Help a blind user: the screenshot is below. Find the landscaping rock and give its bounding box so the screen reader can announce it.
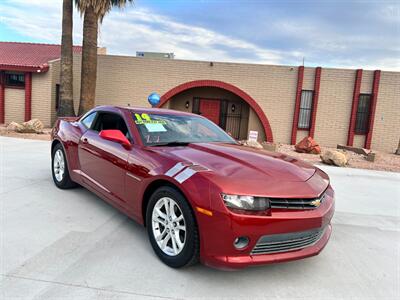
[366,152,376,162]
[295,136,321,154]
[7,121,24,132]
[21,119,44,133]
[337,144,370,156]
[321,150,348,167]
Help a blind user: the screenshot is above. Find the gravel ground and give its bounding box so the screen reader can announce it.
[1,125,399,172]
[278,143,400,173]
[0,125,51,141]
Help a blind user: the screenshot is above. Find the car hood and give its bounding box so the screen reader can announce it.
[150,143,328,198]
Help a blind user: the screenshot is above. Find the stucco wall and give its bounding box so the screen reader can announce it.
[303,67,316,91]
[89,54,298,144]
[31,68,53,127]
[248,108,266,141]
[371,71,400,152]
[91,55,399,151]
[360,70,374,94]
[12,53,397,152]
[314,68,355,147]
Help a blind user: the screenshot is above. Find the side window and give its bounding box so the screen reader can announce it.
[81,112,97,129]
[355,94,371,134]
[5,72,25,87]
[92,112,131,139]
[298,90,313,129]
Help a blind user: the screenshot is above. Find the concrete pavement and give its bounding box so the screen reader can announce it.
[1,136,399,299]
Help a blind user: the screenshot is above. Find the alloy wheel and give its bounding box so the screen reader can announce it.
[152,197,187,256]
[53,149,65,182]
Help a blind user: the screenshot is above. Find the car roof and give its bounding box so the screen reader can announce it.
[98,105,198,117]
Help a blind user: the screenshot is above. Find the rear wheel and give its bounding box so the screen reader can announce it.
[51,143,76,189]
[146,186,199,268]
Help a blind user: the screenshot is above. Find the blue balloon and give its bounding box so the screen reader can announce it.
[148,92,161,107]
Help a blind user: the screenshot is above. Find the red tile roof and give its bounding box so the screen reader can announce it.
[0,42,82,72]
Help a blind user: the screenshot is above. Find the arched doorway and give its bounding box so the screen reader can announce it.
[157,80,273,142]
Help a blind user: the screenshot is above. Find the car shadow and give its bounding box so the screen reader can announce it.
[65,184,324,275]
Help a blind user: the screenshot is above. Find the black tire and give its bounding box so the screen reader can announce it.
[146,186,199,268]
[51,143,77,189]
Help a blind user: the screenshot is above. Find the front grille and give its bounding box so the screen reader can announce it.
[251,227,325,255]
[269,193,326,210]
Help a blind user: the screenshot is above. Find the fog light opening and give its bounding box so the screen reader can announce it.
[233,236,249,250]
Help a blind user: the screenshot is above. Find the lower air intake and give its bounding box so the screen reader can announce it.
[251,227,325,255]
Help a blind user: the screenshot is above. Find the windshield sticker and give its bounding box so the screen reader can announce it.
[134,113,166,125]
[145,123,167,132]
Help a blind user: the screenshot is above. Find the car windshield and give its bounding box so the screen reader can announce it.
[133,112,236,146]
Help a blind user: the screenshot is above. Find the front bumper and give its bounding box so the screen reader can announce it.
[203,224,332,269]
[196,185,335,269]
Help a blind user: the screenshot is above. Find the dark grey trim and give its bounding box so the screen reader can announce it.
[251,226,326,255]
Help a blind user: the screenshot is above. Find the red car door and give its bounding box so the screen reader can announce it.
[78,112,130,204]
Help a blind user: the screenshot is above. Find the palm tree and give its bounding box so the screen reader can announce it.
[58,0,75,117]
[76,0,133,115]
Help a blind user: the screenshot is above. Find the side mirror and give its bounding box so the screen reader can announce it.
[99,130,132,148]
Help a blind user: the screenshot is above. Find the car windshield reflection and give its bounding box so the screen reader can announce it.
[133,113,236,146]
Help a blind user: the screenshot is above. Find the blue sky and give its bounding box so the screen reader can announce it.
[0,0,399,70]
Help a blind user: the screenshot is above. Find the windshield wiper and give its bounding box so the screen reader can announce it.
[151,141,191,147]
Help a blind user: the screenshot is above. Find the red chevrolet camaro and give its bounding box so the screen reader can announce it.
[51,105,334,269]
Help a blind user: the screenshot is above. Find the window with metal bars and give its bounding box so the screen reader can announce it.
[298,90,313,129]
[355,94,371,134]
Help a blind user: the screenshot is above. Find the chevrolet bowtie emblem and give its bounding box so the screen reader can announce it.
[310,199,321,207]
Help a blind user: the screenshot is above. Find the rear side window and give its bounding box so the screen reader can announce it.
[81,112,97,129]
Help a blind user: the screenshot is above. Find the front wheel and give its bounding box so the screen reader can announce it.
[51,143,76,189]
[146,186,199,268]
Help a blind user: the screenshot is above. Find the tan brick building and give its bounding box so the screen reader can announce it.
[0,42,399,152]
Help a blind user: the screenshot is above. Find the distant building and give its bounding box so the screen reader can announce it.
[0,42,399,152]
[136,51,175,59]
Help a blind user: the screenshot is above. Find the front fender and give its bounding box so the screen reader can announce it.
[136,172,212,224]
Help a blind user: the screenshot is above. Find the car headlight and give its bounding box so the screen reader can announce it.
[221,194,270,211]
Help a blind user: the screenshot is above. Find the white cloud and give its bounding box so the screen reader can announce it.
[0,0,83,43]
[0,0,301,65]
[100,8,303,64]
[329,57,400,72]
[0,0,398,71]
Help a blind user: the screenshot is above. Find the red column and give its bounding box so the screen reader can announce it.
[24,72,32,122]
[291,66,304,145]
[0,72,4,124]
[365,70,381,149]
[309,67,322,138]
[347,69,363,146]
